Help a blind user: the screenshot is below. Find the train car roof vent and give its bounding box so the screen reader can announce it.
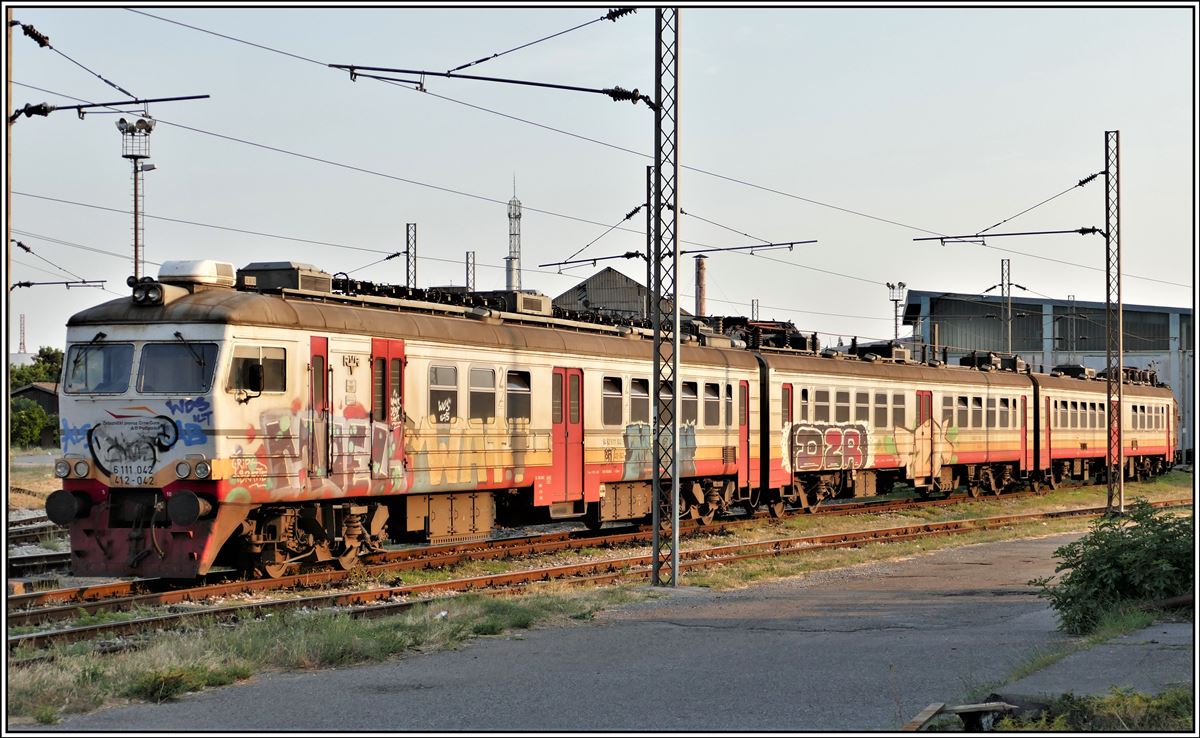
[237,261,332,294]
[1052,364,1096,380]
[158,260,236,289]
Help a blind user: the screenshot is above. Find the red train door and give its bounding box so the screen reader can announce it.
[738,380,750,489]
[1045,397,1054,468]
[551,368,584,503]
[309,337,329,477]
[1021,395,1029,470]
[370,338,406,482]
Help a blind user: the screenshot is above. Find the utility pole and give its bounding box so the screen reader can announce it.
[1104,130,1124,514]
[465,251,475,293]
[887,282,906,341]
[751,298,759,321]
[406,223,417,290]
[1001,258,1012,355]
[650,7,680,587]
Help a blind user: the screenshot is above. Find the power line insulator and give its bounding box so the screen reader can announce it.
[20,23,50,47]
[606,8,637,21]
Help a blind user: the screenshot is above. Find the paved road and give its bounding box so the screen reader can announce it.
[33,534,1092,732]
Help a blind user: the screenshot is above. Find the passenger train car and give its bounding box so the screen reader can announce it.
[46,260,1177,579]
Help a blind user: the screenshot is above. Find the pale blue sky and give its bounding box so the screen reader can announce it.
[6,4,1196,355]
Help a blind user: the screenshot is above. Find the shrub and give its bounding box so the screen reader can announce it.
[1030,499,1193,634]
[10,397,50,448]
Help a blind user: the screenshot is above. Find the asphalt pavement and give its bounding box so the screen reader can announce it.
[16,532,1195,732]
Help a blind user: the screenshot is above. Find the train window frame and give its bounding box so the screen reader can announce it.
[1058,400,1068,428]
[65,342,136,395]
[139,341,220,394]
[799,388,809,423]
[835,390,850,423]
[727,384,735,427]
[552,373,563,424]
[631,378,650,424]
[781,384,792,426]
[469,367,497,424]
[814,389,831,423]
[680,381,698,425]
[429,365,458,424]
[998,397,1010,428]
[875,392,889,429]
[227,345,286,394]
[893,393,907,429]
[855,391,870,423]
[957,396,969,428]
[942,395,954,425]
[506,370,532,424]
[706,383,722,427]
[986,397,996,428]
[602,376,623,427]
[372,357,387,422]
[968,396,981,428]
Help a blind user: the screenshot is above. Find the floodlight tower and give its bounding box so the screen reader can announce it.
[887,281,907,341]
[117,116,156,280]
[506,178,522,292]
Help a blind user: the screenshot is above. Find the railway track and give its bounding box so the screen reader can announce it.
[6,521,65,547]
[9,496,1191,652]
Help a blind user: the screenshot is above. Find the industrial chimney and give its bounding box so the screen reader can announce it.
[694,254,707,317]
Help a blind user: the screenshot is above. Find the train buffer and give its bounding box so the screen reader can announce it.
[903,700,1019,731]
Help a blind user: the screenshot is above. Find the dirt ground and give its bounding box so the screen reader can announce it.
[8,452,57,509]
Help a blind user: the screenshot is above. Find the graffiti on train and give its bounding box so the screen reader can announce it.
[787,423,869,471]
[86,415,179,476]
[621,421,698,479]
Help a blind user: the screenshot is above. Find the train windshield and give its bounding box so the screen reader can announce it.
[137,343,219,393]
[64,343,135,394]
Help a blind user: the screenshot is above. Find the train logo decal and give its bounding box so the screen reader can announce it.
[787,423,869,471]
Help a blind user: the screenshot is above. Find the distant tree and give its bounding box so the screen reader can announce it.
[10,397,51,448]
[10,345,64,389]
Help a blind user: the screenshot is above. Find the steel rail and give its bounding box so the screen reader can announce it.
[9,498,1190,652]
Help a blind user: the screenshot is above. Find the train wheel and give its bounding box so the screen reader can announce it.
[695,503,717,526]
[335,545,360,571]
[742,488,762,518]
[984,468,1001,496]
[768,499,786,518]
[583,503,604,531]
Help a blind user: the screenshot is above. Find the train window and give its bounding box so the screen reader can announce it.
[1059,400,1068,428]
[65,343,135,394]
[782,385,792,426]
[986,398,996,428]
[226,345,285,393]
[855,392,870,423]
[429,365,458,424]
[893,393,907,429]
[800,388,809,422]
[957,396,969,428]
[469,368,496,422]
[1073,401,1081,428]
[727,384,734,427]
[681,382,698,424]
[373,359,387,422]
[631,379,650,423]
[390,359,403,424]
[706,383,722,425]
[1086,402,1094,429]
[835,391,850,423]
[814,389,830,423]
[998,398,1009,427]
[140,342,219,394]
[507,371,532,423]
[568,373,581,424]
[552,373,563,424]
[874,392,888,428]
[603,377,623,426]
[312,355,326,409]
[942,396,954,425]
[968,396,980,428]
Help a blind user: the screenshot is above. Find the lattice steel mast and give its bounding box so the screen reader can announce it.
[1104,130,1124,513]
[650,8,680,587]
[406,223,417,289]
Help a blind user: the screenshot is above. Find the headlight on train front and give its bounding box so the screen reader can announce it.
[73,460,90,477]
[194,461,211,479]
[54,460,71,478]
[133,284,148,303]
[175,461,192,479]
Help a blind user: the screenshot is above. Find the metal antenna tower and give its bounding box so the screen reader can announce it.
[1001,258,1012,354]
[466,251,476,292]
[506,179,522,291]
[650,7,680,587]
[1104,130,1124,513]
[19,313,26,354]
[406,223,417,289]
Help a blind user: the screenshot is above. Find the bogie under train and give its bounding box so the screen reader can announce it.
[47,260,1178,579]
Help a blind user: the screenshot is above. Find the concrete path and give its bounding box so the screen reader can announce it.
[20,533,1194,732]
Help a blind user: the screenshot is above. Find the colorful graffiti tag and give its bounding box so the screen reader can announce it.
[787,423,869,472]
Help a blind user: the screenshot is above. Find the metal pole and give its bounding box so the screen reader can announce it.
[1104,131,1124,513]
[751,298,759,321]
[694,254,706,317]
[645,165,652,320]
[406,223,417,290]
[132,158,141,279]
[466,251,475,292]
[1002,258,1011,355]
[650,7,680,587]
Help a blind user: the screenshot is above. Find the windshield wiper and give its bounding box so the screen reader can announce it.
[72,331,108,369]
[173,331,206,367]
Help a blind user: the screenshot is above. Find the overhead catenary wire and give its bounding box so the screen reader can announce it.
[117,7,1194,295]
[10,238,87,281]
[977,171,1103,236]
[446,8,636,74]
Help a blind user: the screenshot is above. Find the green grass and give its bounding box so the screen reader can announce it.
[994,687,1194,731]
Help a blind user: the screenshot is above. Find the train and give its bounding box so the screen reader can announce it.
[45,259,1178,579]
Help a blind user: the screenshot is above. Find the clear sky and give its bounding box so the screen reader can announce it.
[5,3,1196,356]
